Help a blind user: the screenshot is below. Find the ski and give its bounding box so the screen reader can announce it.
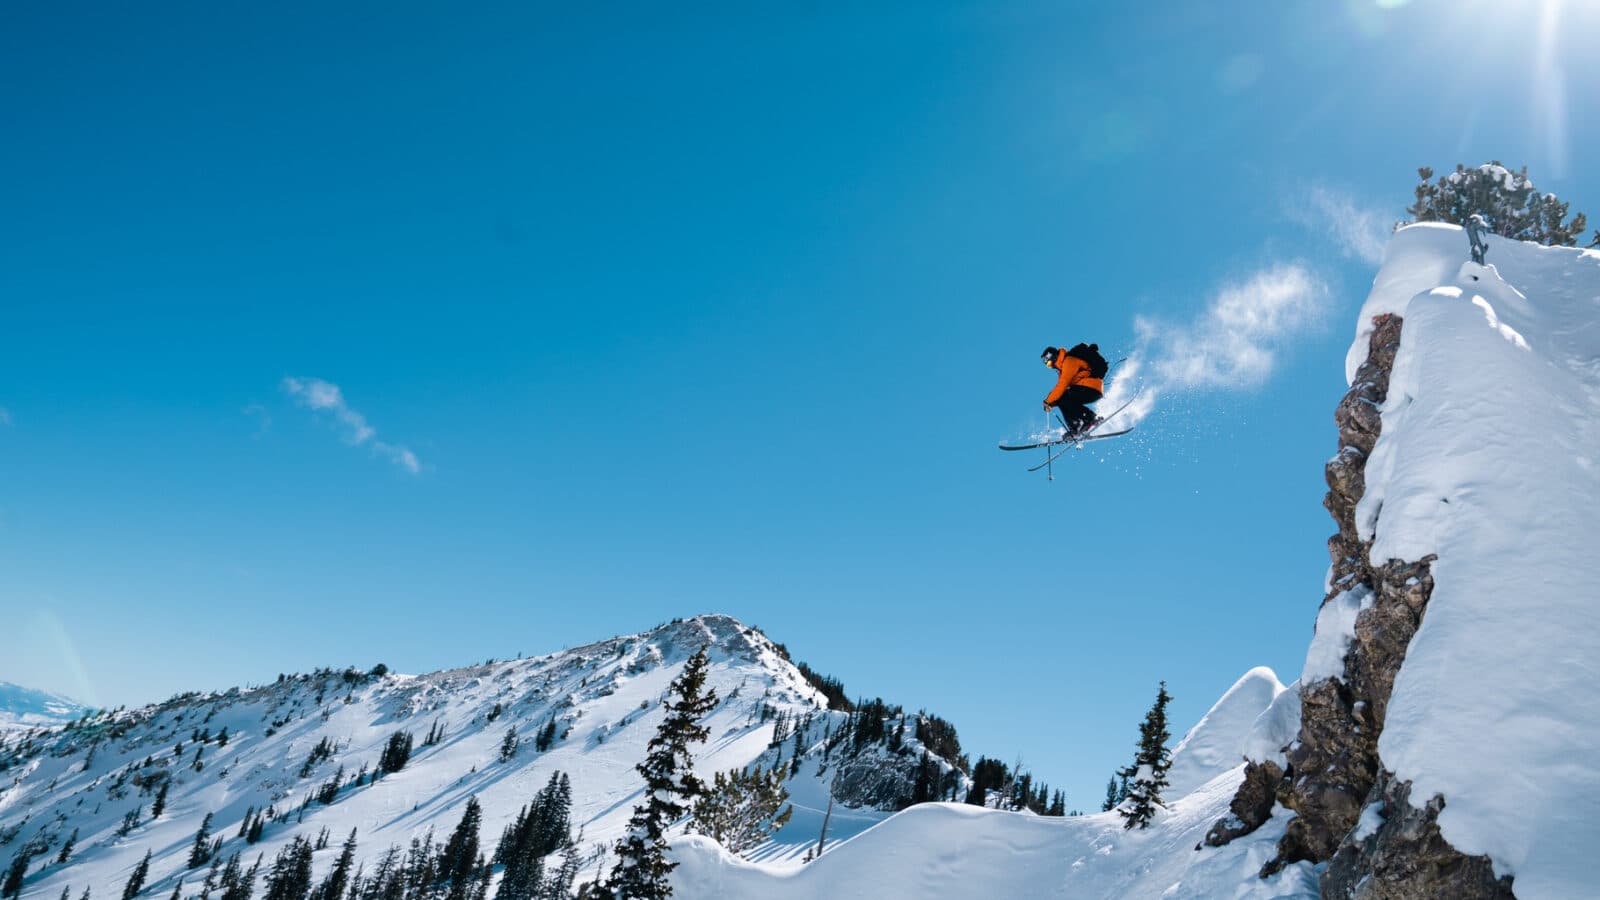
[997,390,1143,452]
[999,427,1133,453]
[1024,430,1133,472]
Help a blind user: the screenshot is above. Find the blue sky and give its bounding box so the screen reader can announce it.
[3,0,1597,808]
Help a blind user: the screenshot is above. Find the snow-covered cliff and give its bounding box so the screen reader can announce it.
[676,225,1600,897]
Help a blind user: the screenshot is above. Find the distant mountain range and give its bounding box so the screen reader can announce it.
[0,680,90,729]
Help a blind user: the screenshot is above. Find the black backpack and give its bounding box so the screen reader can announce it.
[1066,343,1109,379]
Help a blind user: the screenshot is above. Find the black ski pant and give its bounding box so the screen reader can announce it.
[1051,386,1102,434]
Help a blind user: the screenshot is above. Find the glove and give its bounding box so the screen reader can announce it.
[1043,400,1052,411]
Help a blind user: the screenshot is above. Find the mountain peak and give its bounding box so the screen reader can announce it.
[0,680,90,730]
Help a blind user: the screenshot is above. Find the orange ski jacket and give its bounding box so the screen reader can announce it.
[1045,352,1104,405]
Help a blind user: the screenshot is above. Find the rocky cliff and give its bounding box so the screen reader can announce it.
[1208,313,1512,898]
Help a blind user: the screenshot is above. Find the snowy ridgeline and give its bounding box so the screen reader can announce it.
[0,615,956,899]
[0,685,89,734]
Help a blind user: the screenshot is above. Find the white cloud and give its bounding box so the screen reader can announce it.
[1104,263,1330,428]
[374,441,422,475]
[282,377,422,474]
[1289,185,1391,265]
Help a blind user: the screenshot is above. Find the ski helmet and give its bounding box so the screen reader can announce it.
[1041,346,1059,364]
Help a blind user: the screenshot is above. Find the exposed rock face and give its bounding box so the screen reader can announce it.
[831,751,921,810]
[1323,774,1514,899]
[1203,759,1282,848]
[1207,314,1514,897]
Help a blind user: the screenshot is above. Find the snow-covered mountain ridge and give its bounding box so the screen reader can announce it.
[0,615,968,899]
[0,684,90,734]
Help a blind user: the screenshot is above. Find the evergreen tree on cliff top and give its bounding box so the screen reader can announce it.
[1407,162,1588,247]
[1117,681,1173,830]
[606,647,718,899]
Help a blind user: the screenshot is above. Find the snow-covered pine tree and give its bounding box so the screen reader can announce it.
[606,647,718,899]
[688,766,793,855]
[1117,681,1173,830]
[1408,162,1588,246]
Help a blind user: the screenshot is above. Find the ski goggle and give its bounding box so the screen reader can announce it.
[1042,355,1055,366]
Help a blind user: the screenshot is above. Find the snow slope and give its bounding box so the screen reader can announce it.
[1166,667,1285,799]
[674,668,1315,899]
[0,615,897,899]
[1345,224,1600,898]
[673,770,1318,899]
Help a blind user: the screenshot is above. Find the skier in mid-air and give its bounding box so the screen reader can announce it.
[1042,343,1107,438]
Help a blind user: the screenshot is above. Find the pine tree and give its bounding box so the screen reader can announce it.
[688,766,793,854]
[168,880,183,900]
[200,854,224,900]
[606,647,718,899]
[377,732,413,775]
[1101,776,1118,813]
[123,850,153,900]
[215,855,246,900]
[188,812,216,868]
[536,834,583,900]
[152,782,170,819]
[118,805,144,837]
[534,720,558,753]
[1407,162,1589,246]
[1,853,26,900]
[316,766,344,805]
[237,809,255,840]
[318,831,358,900]
[499,727,519,764]
[263,838,313,900]
[57,828,78,864]
[438,798,482,900]
[1117,681,1173,830]
[495,773,573,900]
